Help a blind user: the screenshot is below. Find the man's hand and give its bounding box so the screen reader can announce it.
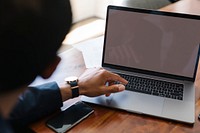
[78,67,128,97]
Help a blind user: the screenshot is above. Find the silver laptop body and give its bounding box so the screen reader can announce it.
[81,5,200,124]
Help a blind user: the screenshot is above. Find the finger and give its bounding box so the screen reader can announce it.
[105,93,111,97]
[103,84,125,94]
[106,80,115,86]
[105,81,117,97]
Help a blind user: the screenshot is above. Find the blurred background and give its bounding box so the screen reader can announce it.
[60,0,177,52]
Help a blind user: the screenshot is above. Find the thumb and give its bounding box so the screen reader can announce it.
[104,84,125,94]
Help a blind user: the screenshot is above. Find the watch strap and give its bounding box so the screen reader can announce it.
[69,81,79,98]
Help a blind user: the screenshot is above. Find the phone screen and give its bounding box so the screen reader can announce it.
[46,101,94,133]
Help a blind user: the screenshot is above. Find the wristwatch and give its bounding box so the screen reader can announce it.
[64,76,79,98]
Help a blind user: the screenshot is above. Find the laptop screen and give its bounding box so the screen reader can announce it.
[103,6,200,80]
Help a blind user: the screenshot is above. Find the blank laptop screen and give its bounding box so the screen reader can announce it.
[103,7,200,79]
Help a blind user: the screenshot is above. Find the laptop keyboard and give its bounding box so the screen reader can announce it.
[117,73,184,100]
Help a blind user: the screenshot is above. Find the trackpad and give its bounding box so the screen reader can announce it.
[111,91,164,116]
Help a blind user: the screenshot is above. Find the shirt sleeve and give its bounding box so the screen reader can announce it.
[8,82,63,126]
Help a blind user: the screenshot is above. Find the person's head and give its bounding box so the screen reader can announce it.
[0,0,72,91]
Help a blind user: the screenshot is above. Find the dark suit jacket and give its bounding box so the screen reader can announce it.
[0,82,63,133]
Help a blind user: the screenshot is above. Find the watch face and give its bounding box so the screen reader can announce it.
[64,76,78,82]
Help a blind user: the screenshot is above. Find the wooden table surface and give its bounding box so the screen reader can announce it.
[30,0,200,132]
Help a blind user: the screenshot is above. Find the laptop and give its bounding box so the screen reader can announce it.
[81,5,200,123]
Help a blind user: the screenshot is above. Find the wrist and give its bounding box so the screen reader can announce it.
[65,76,79,98]
[59,84,72,101]
[78,81,86,96]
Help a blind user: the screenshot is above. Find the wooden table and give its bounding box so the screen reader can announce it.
[30,0,200,132]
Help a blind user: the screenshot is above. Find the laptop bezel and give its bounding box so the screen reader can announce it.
[102,5,200,82]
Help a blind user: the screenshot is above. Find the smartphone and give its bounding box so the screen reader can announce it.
[46,101,94,133]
